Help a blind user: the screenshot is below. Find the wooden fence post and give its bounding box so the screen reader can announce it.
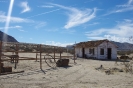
[40,44,42,70]
[60,48,61,59]
[16,44,19,63]
[54,47,55,61]
[74,46,76,63]
[36,45,38,61]
[36,53,37,61]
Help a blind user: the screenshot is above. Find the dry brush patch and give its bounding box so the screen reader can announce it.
[95,59,133,75]
[116,56,133,74]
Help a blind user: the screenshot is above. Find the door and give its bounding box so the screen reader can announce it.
[82,48,85,58]
[107,48,111,59]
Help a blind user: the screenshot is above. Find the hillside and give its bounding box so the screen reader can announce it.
[111,41,133,51]
[0,31,18,42]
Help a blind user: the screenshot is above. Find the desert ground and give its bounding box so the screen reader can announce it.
[0,52,133,88]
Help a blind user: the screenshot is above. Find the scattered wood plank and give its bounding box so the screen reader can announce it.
[0,70,24,75]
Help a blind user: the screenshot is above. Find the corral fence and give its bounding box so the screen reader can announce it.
[0,41,76,75]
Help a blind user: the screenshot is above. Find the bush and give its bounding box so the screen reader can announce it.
[117,50,133,55]
[23,47,33,52]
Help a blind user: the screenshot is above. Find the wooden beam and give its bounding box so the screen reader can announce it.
[0,70,24,75]
[1,58,37,61]
[54,56,74,58]
[1,58,60,61]
[2,50,40,53]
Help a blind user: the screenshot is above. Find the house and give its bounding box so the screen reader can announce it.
[75,39,118,60]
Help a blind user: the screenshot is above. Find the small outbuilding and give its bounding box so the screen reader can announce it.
[75,39,118,60]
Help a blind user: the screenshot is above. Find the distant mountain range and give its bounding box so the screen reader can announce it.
[66,41,133,51]
[1,31,133,51]
[0,31,18,42]
[111,41,133,51]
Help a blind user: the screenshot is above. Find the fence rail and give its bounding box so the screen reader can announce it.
[0,41,76,75]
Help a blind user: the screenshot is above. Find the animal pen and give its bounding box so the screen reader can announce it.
[0,41,76,75]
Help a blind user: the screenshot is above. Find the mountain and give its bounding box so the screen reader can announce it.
[0,31,18,42]
[111,41,133,51]
[66,45,74,49]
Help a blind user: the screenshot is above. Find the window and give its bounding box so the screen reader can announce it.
[89,48,95,55]
[89,49,92,54]
[100,48,104,55]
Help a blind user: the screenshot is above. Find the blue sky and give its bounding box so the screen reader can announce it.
[0,0,133,46]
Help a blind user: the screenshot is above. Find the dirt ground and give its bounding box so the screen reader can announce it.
[0,53,133,88]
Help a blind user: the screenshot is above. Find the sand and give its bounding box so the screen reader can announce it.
[0,53,133,88]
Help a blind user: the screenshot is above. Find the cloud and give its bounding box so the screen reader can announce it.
[35,22,46,29]
[83,22,99,29]
[0,25,27,32]
[38,5,54,8]
[128,0,133,5]
[14,25,22,28]
[45,41,74,47]
[88,22,99,25]
[0,14,33,23]
[26,9,60,18]
[18,29,25,32]
[20,1,31,13]
[104,0,133,15]
[50,3,97,29]
[85,19,133,43]
[0,25,22,30]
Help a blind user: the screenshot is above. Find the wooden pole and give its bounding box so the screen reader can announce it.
[36,53,37,61]
[16,44,19,63]
[40,44,42,70]
[60,48,61,59]
[74,46,76,63]
[54,47,55,61]
[14,56,17,69]
[36,45,38,61]
[0,41,2,74]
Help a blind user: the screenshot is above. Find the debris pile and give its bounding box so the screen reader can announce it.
[56,59,69,67]
[0,62,12,73]
[95,65,124,75]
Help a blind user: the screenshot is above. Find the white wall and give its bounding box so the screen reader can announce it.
[85,47,97,58]
[75,41,117,60]
[75,48,82,57]
[97,41,117,59]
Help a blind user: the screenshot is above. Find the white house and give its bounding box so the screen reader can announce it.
[75,39,118,60]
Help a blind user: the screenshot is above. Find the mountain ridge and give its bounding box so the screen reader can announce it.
[0,31,18,42]
[111,41,133,51]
